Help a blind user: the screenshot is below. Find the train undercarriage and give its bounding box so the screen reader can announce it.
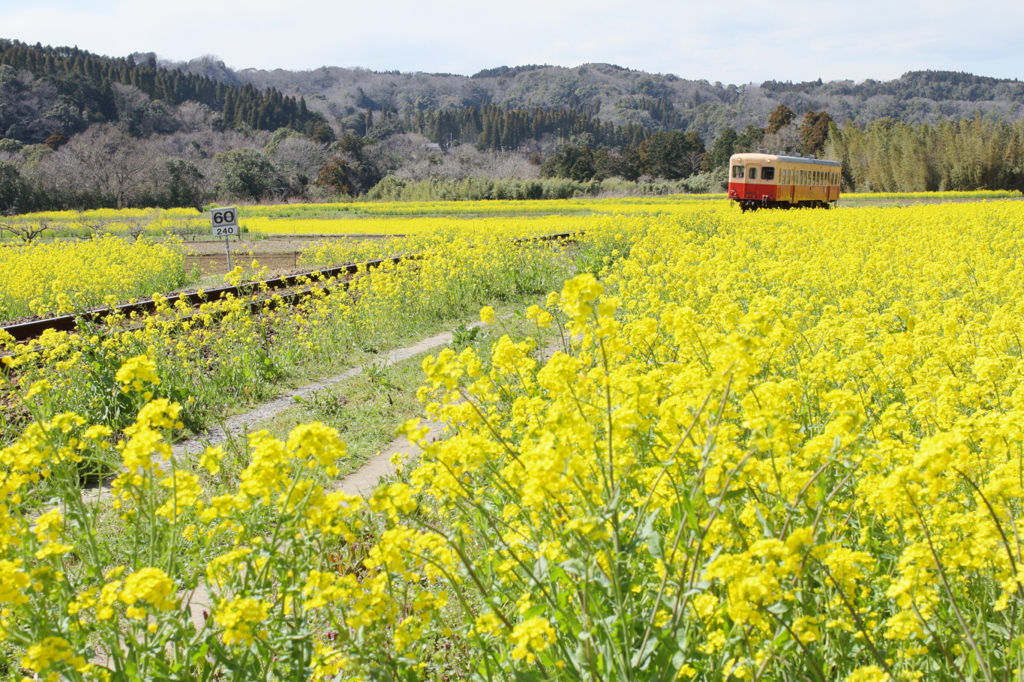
[738,199,834,212]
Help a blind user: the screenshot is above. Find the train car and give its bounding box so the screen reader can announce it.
[728,152,842,211]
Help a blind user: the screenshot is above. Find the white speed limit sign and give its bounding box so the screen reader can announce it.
[210,206,239,237]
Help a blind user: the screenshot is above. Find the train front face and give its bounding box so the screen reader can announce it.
[728,153,777,206]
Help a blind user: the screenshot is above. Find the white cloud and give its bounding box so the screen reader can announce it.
[1,0,1021,82]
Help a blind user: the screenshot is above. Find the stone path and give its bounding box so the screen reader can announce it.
[332,421,445,496]
[172,326,477,458]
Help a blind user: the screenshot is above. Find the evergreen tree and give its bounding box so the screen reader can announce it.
[539,145,598,182]
[735,126,766,153]
[0,160,28,213]
[708,128,738,169]
[44,130,68,150]
[800,110,833,156]
[766,104,796,135]
[638,131,705,179]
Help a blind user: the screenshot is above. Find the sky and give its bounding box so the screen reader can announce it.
[1,0,1022,84]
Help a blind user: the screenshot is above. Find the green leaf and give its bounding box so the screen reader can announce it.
[514,671,546,682]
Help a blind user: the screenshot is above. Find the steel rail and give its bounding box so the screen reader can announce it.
[1,232,575,344]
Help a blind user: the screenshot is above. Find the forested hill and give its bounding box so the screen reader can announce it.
[177,58,1024,141]
[4,36,1023,147]
[0,39,329,145]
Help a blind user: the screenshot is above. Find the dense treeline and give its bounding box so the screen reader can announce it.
[358,104,652,152]
[828,117,1024,192]
[0,39,327,143]
[364,174,719,202]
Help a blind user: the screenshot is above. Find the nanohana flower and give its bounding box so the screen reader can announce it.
[509,616,556,663]
[215,597,271,646]
[115,354,161,392]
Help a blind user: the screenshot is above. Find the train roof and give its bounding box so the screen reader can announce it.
[730,152,841,168]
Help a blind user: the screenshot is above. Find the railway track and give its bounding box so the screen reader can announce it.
[1,232,575,344]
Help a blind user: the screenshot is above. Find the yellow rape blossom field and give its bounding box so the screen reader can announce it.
[2,189,1016,239]
[3,198,1024,680]
[4,191,1017,324]
[0,235,190,321]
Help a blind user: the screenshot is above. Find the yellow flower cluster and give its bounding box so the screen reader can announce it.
[1,219,572,437]
[0,359,398,678]
[0,234,190,320]
[5,191,1016,243]
[245,213,600,235]
[377,199,1024,678]
[3,197,1024,679]
[4,195,717,241]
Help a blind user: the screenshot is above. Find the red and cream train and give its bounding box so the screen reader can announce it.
[728,152,842,211]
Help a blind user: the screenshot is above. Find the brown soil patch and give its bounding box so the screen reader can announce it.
[182,235,379,276]
[186,252,301,276]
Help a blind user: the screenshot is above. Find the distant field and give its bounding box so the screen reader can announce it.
[1,195,721,239]
[3,190,1018,239]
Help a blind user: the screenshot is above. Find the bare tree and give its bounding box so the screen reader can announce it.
[123,211,158,241]
[268,136,331,196]
[73,211,115,238]
[761,124,802,155]
[65,124,152,208]
[0,219,48,243]
[382,134,540,182]
[111,83,151,119]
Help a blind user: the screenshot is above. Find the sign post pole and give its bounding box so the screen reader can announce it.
[209,206,239,272]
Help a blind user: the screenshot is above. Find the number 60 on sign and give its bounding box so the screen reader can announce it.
[210,206,239,237]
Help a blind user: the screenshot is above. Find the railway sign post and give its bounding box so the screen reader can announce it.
[210,206,238,271]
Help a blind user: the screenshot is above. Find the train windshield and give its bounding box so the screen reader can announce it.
[761,167,775,181]
[748,167,758,180]
[731,165,744,179]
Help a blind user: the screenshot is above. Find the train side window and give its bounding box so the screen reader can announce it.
[761,166,775,180]
[732,165,745,179]
[749,167,758,180]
